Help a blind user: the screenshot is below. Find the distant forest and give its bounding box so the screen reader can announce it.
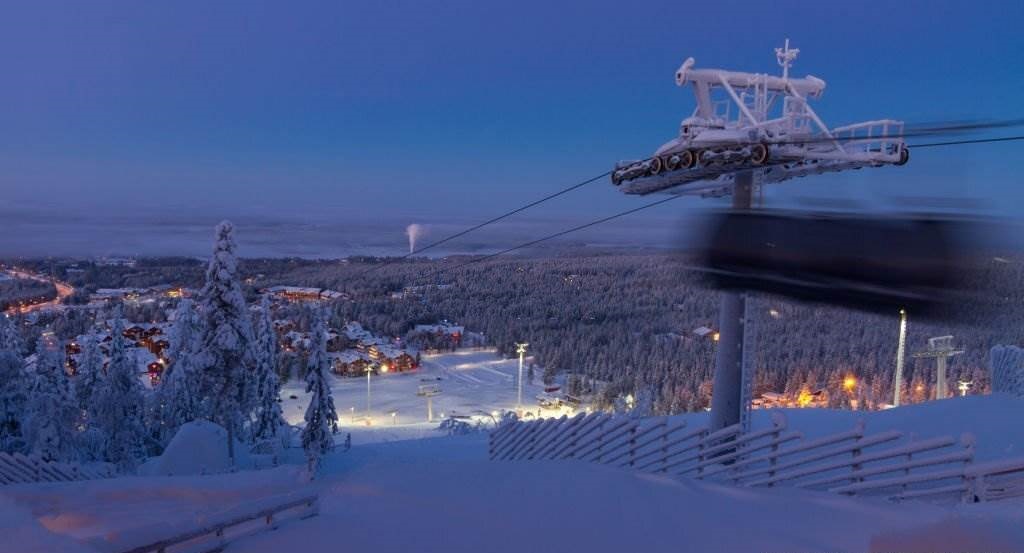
[0,277,57,311]
[16,251,1024,414]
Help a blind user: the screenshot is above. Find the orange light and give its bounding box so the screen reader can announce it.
[842,376,857,392]
[712,332,720,342]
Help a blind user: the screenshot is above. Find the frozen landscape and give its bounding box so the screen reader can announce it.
[2,2,1023,552]
[3,392,1024,553]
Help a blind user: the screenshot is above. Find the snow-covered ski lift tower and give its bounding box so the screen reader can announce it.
[612,40,909,198]
[612,41,909,432]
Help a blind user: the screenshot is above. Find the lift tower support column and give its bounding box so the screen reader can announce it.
[709,171,753,432]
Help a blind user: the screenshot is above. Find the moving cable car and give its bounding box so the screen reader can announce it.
[693,209,998,321]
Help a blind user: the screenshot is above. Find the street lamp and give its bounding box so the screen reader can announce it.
[364,365,375,419]
[515,343,529,411]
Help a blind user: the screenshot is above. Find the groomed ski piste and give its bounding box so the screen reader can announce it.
[3,350,1024,553]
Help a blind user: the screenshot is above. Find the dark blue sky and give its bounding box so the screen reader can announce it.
[1,1,1022,256]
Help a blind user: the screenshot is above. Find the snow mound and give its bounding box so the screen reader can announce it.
[0,495,93,553]
[139,420,250,476]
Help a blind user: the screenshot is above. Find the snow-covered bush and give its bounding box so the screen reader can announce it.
[990,345,1024,398]
[139,420,250,476]
[438,417,485,436]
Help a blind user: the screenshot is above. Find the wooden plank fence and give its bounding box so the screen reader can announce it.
[489,412,1024,504]
[0,452,114,485]
[115,493,319,553]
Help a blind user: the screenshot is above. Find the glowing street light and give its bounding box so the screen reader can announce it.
[515,343,528,411]
[365,365,375,416]
[842,376,857,393]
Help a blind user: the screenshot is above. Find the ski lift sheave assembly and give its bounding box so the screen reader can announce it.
[611,40,909,199]
[610,40,988,317]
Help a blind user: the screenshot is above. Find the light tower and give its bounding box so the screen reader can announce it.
[515,342,529,410]
[893,309,908,406]
[913,336,964,400]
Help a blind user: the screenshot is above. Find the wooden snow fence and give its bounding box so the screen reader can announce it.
[0,452,114,484]
[490,412,1024,503]
[115,492,319,553]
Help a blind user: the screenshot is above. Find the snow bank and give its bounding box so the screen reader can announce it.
[5,465,309,551]
[870,515,1024,552]
[139,420,252,476]
[0,495,93,553]
[228,435,972,553]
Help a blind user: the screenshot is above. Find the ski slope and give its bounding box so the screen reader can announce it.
[4,389,1024,552]
[280,350,560,444]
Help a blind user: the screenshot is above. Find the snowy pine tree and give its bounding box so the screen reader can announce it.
[94,315,148,471]
[302,309,337,472]
[23,338,80,461]
[0,313,25,355]
[252,296,284,447]
[74,330,104,414]
[990,345,1024,397]
[151,299,203,444]
[193,221,258,449]
[0,316,28,453]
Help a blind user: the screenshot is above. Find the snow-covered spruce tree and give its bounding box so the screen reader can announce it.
[0,316,28,453]
[990,345,1024,397]
[0,313,26,355]
[193,221,258,452]
[73,330,107,459]
[94,315,148,471]
[252,295,284,447]
[23,338,80,462]
[150,299,203,444]
[302,309,337,472]
[74,330,104,415]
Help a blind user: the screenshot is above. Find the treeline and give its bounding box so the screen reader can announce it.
[26,251,1024,414]
[281,252,1024,413]
[0,278,57,311]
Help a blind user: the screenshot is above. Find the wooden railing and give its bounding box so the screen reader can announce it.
[0,452,114,484]
[117,493,319,553]
[490,412,1024,503]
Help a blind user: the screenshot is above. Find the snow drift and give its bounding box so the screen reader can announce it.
[139,420,252,476]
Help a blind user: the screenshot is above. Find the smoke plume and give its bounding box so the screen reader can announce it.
[406,223,426,254]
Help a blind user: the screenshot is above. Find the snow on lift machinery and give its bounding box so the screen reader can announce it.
[612,41,975,316]
[611,40,908,198]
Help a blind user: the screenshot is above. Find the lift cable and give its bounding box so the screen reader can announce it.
[400,134,1024,283]
[351,170,611,278]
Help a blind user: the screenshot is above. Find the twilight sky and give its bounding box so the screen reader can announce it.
[1,0,1022,257]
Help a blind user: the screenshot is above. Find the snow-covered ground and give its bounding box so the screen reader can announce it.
[4,381,1024,552]
[280,350,564,444]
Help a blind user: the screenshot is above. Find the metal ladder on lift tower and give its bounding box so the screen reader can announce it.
[739,295,758,434]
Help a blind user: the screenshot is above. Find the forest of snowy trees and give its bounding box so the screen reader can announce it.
[268,252,1024,414]
[0,223,340,471]
[8,246,1023,419]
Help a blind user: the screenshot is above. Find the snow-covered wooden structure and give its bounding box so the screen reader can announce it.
[490,412,1024,504]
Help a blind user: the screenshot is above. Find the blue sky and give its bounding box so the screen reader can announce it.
[1,1,1022,256]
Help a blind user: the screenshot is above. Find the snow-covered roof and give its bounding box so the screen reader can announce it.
[413,323,464,334]
[328,350,371,364]
[693,326,715,337]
